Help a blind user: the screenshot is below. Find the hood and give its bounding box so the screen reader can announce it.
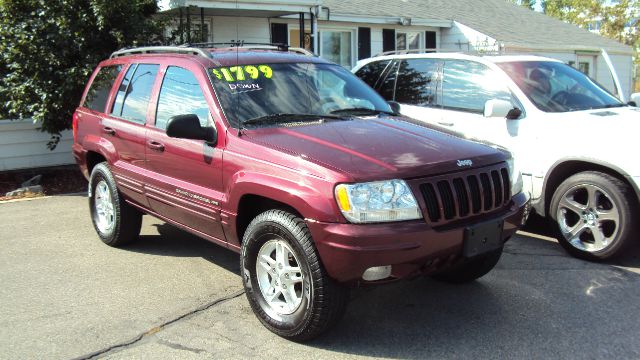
[242,116,507,181]
[543,106,640,175]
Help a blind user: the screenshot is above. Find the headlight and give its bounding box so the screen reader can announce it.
[506,157,523,197]
[335,180,422,223]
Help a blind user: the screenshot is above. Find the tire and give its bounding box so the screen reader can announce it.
[240,210,349,341]
[549,171,636,261]
[432,247,503,284]
[88,162,142,247]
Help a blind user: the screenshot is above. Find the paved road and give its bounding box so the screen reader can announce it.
[1,195,639,359]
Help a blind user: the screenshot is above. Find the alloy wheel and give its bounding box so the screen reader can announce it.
[256,239,305,315]
[556,183,620,253]
[94,180,115,234]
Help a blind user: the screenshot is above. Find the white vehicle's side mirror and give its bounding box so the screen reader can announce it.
[483,99,522,120]
[629,93,640,107]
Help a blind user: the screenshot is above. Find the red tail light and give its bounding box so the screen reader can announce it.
[72,112,79,142]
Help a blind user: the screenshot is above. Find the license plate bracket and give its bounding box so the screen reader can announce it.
[463,219,504,258]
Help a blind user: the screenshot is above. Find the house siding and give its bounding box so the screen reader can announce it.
[0,120,74,171]
[441,21,499,52]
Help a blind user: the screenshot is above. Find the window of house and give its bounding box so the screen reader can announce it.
[111,64,159,124]
[396,31,421,51]
[83,65,122,112]
[156,66,209,130]
[578,62,590,76]
[442,60,512,113]
[321,30,353,68]
[355,60,391,88]
[395,59,441,106]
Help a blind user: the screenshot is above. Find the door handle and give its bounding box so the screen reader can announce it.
[147,140,165,152]
[102,127,116,135]
[437,121,454,127]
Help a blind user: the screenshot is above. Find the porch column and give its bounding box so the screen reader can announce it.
[299,12,305,49]
[200,7,205,42]
[310,9,316,53]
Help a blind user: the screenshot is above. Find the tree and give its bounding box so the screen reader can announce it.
[543,0,640,91]
[510,0,537,10]
[0,0,166,149]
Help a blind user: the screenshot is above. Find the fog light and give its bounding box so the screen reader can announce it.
[362,266,392,281]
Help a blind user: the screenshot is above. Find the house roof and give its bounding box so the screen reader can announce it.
[323,0,633,55]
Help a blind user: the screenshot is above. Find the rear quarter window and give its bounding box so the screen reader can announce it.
[83,65,122,112]
[355,60,390,88]
[111,64,160,124]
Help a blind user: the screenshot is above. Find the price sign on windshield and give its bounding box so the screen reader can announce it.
[211,65,273,82]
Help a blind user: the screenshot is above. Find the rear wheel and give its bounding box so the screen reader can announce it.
[550,171,636,260]
[89,162,142,247]
[241,210,349,341]
[432,247,503,284]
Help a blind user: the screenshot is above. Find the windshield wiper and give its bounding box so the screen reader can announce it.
[329,107,394,116]
[242,113,343,127]
[602,103,627,109]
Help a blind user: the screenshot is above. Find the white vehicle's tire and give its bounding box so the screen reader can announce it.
[550,171,637,260]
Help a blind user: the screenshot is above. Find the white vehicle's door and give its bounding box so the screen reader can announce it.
[436,59,523,151]
[396,58,522,151]
[388,58,448,126]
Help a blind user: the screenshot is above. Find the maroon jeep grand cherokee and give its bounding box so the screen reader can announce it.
[73,45,528,341]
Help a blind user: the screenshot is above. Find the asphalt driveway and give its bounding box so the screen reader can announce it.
[1,195,639,359]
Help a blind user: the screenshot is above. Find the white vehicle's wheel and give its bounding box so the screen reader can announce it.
[550,171,637,260]
[241,210,349,341]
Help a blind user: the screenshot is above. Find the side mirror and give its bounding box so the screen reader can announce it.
[166,114,217,144]
[629,93,640,107]
[387,101,401,115]
[484,99,522,120]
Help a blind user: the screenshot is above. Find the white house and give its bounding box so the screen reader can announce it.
[1,0,634,171]
[159,0,635,97]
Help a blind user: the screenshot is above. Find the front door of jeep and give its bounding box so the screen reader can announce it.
[144,64,226,243]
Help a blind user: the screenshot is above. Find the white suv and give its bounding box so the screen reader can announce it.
[353,53,640,260]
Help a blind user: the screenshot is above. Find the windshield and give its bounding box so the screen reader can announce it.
[497,61,623,112]
[208,62,392,128]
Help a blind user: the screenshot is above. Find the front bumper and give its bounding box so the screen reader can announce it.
[307,191,528,283]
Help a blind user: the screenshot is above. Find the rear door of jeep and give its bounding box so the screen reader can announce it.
[105,62,161,206]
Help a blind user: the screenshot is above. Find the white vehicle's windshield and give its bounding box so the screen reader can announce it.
[497,61,624,112]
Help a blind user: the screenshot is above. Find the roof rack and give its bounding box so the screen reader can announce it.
[109,42,315,59]
[110,46,212,59]
[375,48,503,57]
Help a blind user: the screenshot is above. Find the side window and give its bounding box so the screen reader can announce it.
[377,61,399,100]
[355,60,390,89]
[395,59,441,106]
[155,66,209,130]
[111,64,159,123]
[83,65,122,112]
[442,60,512,113]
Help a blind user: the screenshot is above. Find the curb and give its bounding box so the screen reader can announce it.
[0,191,86,204]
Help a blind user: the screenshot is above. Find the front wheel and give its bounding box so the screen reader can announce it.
[550,171,637,260]
[241,210,349,341]
[432,247,503,284]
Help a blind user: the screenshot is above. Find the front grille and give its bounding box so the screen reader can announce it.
[419,164,511,225]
